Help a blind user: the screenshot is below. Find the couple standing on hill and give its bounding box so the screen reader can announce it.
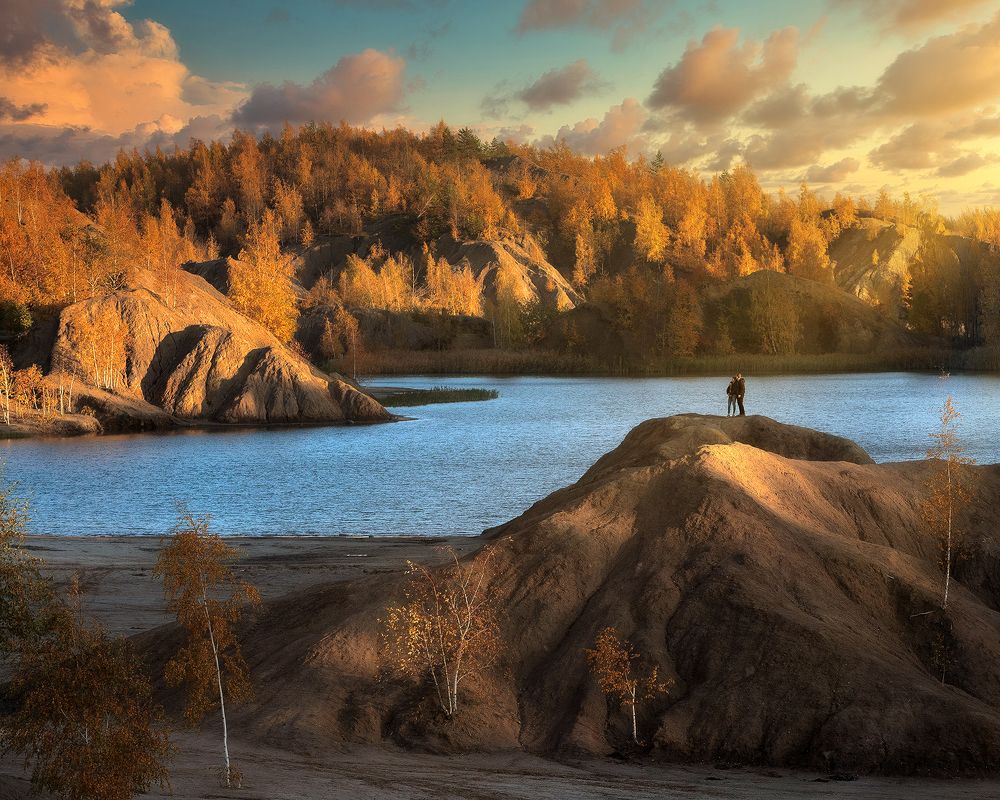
[726,374,746,416]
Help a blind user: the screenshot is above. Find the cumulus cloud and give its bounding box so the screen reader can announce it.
[1,0,60,67]
[870,121,950,170]
[804,157,861,182]
[482,59,607,117]
[831,0,995,32]
[541,97,647,155]
[233,49,406,128]
[516,0,662,50]
[868,115,1000,175]
[709,11,1000,176]
[0,114,233,166]
[647,26,799,124]
[876,13,1000,115]
[0,0,247,162]
[0,97,46,121]
[936,152,996,177]
[494,123,535,144]
[518,60,606,110]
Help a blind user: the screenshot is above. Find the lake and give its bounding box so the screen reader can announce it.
[3,372,998,537]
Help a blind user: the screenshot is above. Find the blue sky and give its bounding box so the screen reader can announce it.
[3,0,1000,210]
[122,0,888,124]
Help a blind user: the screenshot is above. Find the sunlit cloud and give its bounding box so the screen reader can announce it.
[233,49,407,128]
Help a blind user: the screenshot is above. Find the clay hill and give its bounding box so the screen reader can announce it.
[295,213,581,313]
[16,266,388,435]
[142,414,1000,775]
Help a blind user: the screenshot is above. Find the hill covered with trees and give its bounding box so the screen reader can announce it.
[3,121,1000,397]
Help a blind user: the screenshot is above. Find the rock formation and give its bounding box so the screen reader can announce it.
[193,415,1000,774]
[48,268,389,429]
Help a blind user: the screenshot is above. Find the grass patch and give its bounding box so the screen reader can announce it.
[375,386,499,407]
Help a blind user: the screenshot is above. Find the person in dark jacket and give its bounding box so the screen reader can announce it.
[726,376,737,416]
[734,373,746,415]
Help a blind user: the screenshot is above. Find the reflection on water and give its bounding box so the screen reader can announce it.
[3,372,998,536]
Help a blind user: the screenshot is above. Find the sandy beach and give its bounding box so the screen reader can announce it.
[1,533,997,800]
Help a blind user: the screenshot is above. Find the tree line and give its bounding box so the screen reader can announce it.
[4,123,1000,375]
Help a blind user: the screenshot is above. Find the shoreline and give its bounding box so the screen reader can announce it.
[24,533,479,636]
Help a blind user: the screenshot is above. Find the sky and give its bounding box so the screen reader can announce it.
[3,0,1000,212]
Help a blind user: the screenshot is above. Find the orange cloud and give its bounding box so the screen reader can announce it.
[0,0,245,160]
[832,0,995,33]
[544,97,647,155]
[233,49,407,128]
[647,26,799,124]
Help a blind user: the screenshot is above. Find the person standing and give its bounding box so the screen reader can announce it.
[726,376,737,416]
[735,372,746,416]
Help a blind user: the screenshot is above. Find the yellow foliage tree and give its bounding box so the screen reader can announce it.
[634,195,669,263]
[7,601,172,800]
[424,250,482,316]
[154,512,260,789]
[233,208,298,342]
[77,304,130,392]
[786,217,832,282]
[924,397,976,611]
[0,345,13,425]
[586,627,671,744]
[381,544,503,718]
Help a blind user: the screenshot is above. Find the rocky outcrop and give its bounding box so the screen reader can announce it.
[191,415,1000,774]
[49,268,389,427]
[435,236,580,312]
[294,214,580,313]
[831,218,920,317]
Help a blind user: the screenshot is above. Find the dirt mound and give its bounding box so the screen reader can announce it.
[147,414,1000,775]
[48,268,389,426]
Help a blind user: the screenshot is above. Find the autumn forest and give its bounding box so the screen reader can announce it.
[4,122,1000,396]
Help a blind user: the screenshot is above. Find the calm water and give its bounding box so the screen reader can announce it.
[3,373,998,536]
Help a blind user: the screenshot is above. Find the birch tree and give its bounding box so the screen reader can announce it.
[381,544,503,718]
[586,627,671,744]
[154,512,259,788]
[924,396,975,610]
[0,344,13,424]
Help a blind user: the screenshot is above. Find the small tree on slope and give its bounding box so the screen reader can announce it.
[924,396,975,611]
[586,627,671,745]
[155,512,260,788]
[381,544,503,718]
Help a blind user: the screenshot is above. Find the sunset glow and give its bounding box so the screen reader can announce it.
[4,0,1000,211]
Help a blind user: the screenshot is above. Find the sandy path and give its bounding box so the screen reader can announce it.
[22,534,477,635]
[4,732,998,800]
[3,535,999,800]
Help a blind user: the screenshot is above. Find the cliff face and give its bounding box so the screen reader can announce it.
[295,215,580,312]
[49,268,389,427]
[200,415,1000,774]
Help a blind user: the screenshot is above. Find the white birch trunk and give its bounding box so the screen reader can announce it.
[202,593,231,786]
